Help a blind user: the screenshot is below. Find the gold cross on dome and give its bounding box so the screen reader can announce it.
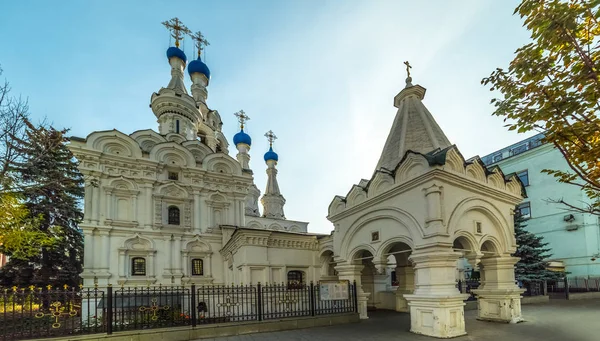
[190,31,210,57]
[162,17,191,48]
[265,130,277,146]
[404,61,412,78]
[234,110,250,129]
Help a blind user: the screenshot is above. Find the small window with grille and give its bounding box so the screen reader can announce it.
[191,259,204,276]
[287,270,304,289]
[168,172,179,180]
[168,206,180,225]
[131,257,146,276]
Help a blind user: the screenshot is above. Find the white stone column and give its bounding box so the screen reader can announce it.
[472,256,525,324]
[118,250,126,280]
[173,236,183,277]
[144,185,153,228]
[404,250,468,338]
[84,182,93,223]
[335,264,369,319]
[83,231,95,271]
[395,265,415,312]
[93,178,101,223]
[194,191,202,232]
[98,231,110,271]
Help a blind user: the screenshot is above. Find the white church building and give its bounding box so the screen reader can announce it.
[69,20,527,338]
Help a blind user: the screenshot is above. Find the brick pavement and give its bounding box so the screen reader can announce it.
[199,299,600,341]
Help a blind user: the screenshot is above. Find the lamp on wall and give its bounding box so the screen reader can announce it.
[563,214,575,222]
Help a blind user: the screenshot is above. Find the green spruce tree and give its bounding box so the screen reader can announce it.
[513,209,562,288]
[0,119,84,287]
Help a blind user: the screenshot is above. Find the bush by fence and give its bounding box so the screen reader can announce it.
[1,281,357,341]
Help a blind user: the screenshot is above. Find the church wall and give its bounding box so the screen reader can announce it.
[229,245,320,285]
[332,172,519,265]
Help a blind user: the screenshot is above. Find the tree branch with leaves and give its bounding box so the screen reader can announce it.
[483,0,600,215]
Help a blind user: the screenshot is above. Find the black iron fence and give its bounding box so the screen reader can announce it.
[1,281,357,341]
[548,276,600,294]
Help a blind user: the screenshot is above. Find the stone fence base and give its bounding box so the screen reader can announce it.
[32,313,359,341]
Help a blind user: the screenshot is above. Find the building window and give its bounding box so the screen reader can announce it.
[510,144,527,156]
[371,231,380,242]
[168,171,179,180]
[516,202,531,220]
[287,270,304,289]
[131,257,146,276]
[517,170,529,187]
[176,120,180,134]
[168,206,180,225]
[191,259,204,276]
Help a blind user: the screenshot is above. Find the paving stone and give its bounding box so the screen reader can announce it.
[200,299,600,341]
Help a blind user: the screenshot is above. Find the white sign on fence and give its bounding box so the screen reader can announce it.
[319,280,350,301]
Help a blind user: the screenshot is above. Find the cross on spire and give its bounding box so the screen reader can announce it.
[190,31,210,57]
[265,130,277,147]
[162,17,191,48]
[234,110,250,130]
[403,61,412,78]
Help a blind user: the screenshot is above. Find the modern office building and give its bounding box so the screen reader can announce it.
[482,133,600,277]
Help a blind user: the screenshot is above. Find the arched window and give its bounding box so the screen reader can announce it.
[287,270,304,289]
[191,259,204,276]
[131,257,146,276]
[168,206,180,225]
[176,120,180,134]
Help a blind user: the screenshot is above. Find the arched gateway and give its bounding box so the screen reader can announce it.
[327,74,525,338]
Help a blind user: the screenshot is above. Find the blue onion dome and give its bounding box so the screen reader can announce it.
[264,146,279,162]
[188,57,211,79]
[166,47,187,63]
[233,129,252,146]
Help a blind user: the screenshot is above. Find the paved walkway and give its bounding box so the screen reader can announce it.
[202,299,600,341]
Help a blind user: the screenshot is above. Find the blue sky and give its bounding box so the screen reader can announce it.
[1,0,531,234]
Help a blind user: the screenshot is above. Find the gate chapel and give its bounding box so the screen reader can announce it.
[70,19,527,338]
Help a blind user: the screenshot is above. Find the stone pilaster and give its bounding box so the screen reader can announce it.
[335,264,370,319]
[395,265,415,312]
[472,256,525,324]
[404,250,468,338]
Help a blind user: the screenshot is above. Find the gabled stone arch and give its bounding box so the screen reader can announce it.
[348,244,377,264]
[215,131,229,153]
[328,196,346,217]
[395,153,429,183]
[444,147,465,174]
[87,130,142,158]
[505,174,523,196]
[130,129,167,153]
[184,238,212,253]
[339,207,422,263]
[182,140,213,164]
[465,162,486,182]
[149,142,197,167]
[246,221,263,230]
[375,236,414,259]
[157,183,191,199]
[288,225,301,232]
[122,234,155,250]
[452,230,479,253]
[346,185,367,207]
[487,171,506,190]
[165,133,186,144]
[269,223,284,231]
[202,154,242,175]
[479,236,502,256]
[109,177,138,190]
[369,172,394,197]
[447,197,512,254]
